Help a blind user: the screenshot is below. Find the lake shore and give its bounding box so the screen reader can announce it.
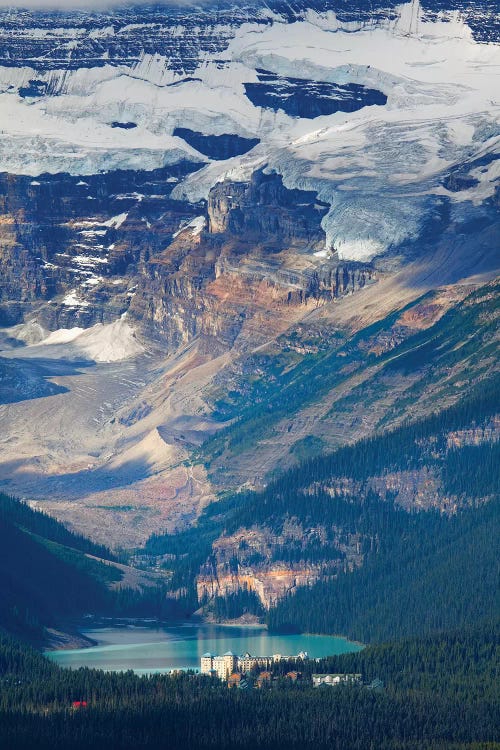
[46,615,268,652]
[45,621,362,673]
[44,626,98,651]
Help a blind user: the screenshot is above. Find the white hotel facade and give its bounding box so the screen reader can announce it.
[200,651,309,678]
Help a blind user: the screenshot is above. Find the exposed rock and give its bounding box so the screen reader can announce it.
[207,170,329,246]
[197,565,323,609]
[129,169,374,353]
[0,164,376,357]
[446,418,500,449]
[196,522,363,608]
[0,165,202,329]
[172,129,260,161]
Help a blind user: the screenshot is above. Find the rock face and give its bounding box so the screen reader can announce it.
[131,170,331,350]
[197,565,323,609]
[0,3,260,73]
[0,164,374,347]
[196,521,364,609]
[0,164,203,329]
[207,170,329,245]
[244,71,387,118]
[128,169,374,352]
[172,129,260,161]
[1,0,496,76]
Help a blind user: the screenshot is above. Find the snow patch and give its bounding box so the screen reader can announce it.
[102,212,128,229]
[173,214,206,238]
[62,291,89,307]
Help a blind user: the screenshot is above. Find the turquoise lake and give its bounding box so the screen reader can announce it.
[45,622,362,674]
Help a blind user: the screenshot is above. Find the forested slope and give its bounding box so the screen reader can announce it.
[0,493,122,638]
[267,496,500,640]
[145,373,499,640]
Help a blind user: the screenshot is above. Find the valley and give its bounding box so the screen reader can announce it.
[0,0,498,637]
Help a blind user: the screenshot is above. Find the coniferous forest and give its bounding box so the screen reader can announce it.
[0,492,187,640]
[144,375,500,642]
[0,621,498,750]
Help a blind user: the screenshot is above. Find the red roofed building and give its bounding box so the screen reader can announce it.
[256,671,272,688]
[72,701,88,709]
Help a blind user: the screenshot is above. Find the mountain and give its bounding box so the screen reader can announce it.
[0,492,119,638]
[0,492,173,641]
[144,370,499,636]
[0,0,498,622]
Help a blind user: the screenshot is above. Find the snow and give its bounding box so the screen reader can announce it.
[0,2,497,260]
[89,26,115,40]
[73,255,108,265]
[62,291,90,307]
[102,212,128,229]
[218,7,499,258]
[173,215,206,238]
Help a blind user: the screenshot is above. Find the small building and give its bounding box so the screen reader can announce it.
[272,651,308,663]
[228,672,242,688]
[312,673,362,688]
[201,651,237,680]
[200,652,215,675]
[71,701,88,709]
[256,671,272,688]
[222,651,238,678]
[286,671,302,682]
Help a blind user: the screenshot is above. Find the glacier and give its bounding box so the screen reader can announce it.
[0,0,498,261]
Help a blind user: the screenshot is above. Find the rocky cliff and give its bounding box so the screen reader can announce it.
[195,518,365,609]
[0,164,202,330]
[127,169,375,352]
[0,165,374,349]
